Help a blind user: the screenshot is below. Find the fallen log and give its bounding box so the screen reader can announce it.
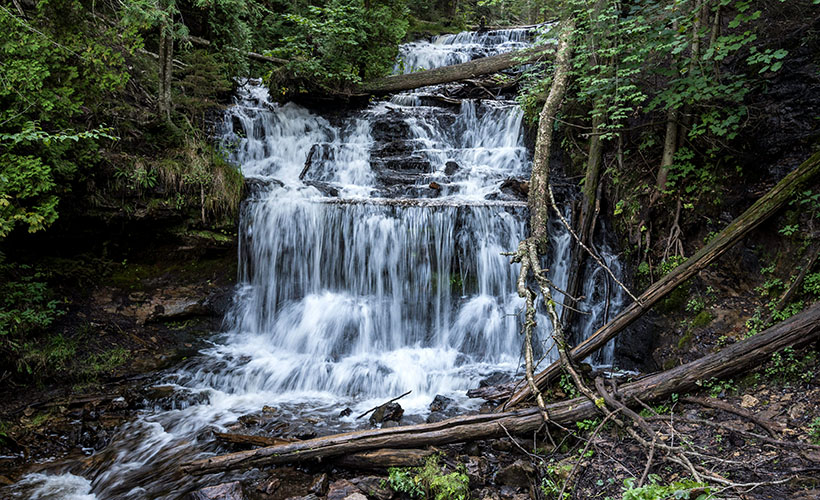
[500,151,820,409]
[334,448,434,469]
[180,302,820,475]
[214,432,294,447]
[215,433,430,468]
[360,46,551,95]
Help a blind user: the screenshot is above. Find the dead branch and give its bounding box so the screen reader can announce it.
[357,390,412,420]
[680,396,782,437]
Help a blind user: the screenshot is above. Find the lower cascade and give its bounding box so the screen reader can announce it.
[10,27,625,500]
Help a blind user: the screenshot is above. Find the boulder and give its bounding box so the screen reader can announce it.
[494,459,535,487]
[351,476,392,500]
[369,402,404,425]
[189,481,245,500]
[327,479,360,500]
[429,395,454,412]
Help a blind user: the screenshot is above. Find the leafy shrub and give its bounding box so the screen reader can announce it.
[622,476,711,500]
[386,455,469,500]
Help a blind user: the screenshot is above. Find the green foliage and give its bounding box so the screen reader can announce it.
[17,333,76,376]
[660,255,687,276]
[764,347,815,384]
[0,5,123,239]
[622,475,711,500]
[0,263,63,349]
[386,455,469,500]
[558,372,580,399]
[576,418,600,432]
[809,417,820,445]
[268,0,408,95]
[79,348,131,380]
[540,460,573,500]
[696,377,736,398]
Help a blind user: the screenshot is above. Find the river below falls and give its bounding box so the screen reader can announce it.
[7,25,627,499]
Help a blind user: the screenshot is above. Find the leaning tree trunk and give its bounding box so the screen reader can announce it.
[181,302,820,474]
[501,151,820,409]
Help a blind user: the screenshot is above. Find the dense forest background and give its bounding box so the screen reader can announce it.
[1,0,818,394]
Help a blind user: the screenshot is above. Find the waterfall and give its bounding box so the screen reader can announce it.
[9,26,625,500]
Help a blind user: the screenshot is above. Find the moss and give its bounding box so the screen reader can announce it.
[657,284,689,313]
[677,330,694,350]
[691,309,714,328]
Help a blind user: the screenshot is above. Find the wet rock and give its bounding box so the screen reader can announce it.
[304,180,340,197]
[293,427,317,440]
[339,407,353,417]
[467,381,515,402]
[309,473,329,495]
[244,177,283,198]
[429,395,454,412]
[499,178,529,200]
[495,459,535,486]
[444,160,460,176]
[369,402,404,425]
[238,414,261,426]
[429,181,441,190]
[351,476,392,500]
[327,479,360,500]
[464,441,482,456]
[498,485,521,498]
[189,481,245,500]
[257,478,281,495]
[479,372,513,387]
[464,455,489,485]
[382,420,400,428]
[426,412,448,423]
[491,438,513,452]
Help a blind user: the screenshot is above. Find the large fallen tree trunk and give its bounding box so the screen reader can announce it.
[180,302,820,475]
[500,151,820,409]
[360,46,551,95]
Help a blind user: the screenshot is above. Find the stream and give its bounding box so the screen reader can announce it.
[9,27,625,499]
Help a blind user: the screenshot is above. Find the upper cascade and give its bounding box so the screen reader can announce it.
[397,27,534,74]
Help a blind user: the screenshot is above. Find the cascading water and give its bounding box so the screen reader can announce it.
[8,26,625,499]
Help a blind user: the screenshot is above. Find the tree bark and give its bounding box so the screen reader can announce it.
[181,302,820,475]
[501,151,820,409]
[359,46,550,96]
[528,19,575,253]
[158,22,173,122]
[562,111,604,328]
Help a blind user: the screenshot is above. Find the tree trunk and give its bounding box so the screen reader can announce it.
[528,19,575,253]
[501,151,820,409]
[181,302,820,475]
[359,46,550,96]
[562,111,604,327]
[653,108,678,202]
[158,23,173,122]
